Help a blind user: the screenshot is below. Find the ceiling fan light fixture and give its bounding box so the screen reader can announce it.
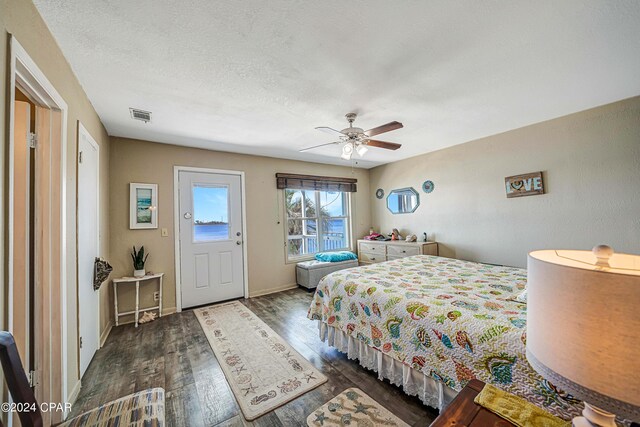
[341,143,354,160]
[303,113,403,158]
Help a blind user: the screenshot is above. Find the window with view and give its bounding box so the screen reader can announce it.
[285,189,350,260]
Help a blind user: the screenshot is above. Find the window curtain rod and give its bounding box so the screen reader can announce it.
[275,173,357,193]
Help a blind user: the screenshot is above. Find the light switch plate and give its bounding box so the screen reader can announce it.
[161,228,169,237]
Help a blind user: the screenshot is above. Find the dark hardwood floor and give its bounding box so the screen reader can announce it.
[71,288,439,426]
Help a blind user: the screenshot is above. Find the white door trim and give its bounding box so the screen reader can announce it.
[77,122,101,376]
[173,166,249,311]
[8,35,70,411]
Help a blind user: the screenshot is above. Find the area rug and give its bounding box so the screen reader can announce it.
[194,301,327,420]
[307,388,410,426]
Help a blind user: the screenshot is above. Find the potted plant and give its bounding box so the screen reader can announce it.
[131,246,149,278]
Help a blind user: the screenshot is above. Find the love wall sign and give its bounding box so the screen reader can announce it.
[505,172,544,198]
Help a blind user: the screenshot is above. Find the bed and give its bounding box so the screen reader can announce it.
[307,255,583,420]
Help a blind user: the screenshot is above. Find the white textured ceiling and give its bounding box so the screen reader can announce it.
[34,0,640,168]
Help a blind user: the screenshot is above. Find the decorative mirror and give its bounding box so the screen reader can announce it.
[386,187,420,214]
[422,180,435,193]
[375,188,385,199]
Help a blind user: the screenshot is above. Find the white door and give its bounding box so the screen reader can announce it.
[78,126,100,377]
[179,171,245,308]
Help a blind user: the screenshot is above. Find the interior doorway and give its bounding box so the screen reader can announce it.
[12,91,35,377]
[8,36,69,425]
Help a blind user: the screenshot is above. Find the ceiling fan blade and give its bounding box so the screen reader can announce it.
[363,139,402,150]
[364,121,403,137]
[315,126,345,137]
[299,141,342,152]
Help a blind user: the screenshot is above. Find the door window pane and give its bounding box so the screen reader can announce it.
[193,185,229,242]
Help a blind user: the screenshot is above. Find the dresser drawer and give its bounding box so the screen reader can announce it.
[359,252,384,263]
[387,245,421,257]
[359,241,386,254]
[423,243,438,256]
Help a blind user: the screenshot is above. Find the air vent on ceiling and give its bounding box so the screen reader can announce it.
[129,108,152,123]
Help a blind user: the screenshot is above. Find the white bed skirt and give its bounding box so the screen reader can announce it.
[318,321,458,411]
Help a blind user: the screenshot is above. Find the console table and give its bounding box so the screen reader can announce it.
[113,273,163,327]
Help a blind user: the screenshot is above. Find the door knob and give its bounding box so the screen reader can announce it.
[236,241,242,245]
[184,212,192,219]
[236,231,241,236]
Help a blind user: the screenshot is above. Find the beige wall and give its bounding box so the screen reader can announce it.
[1,0,111,403]
[370,96,640,268]
[108,138,370,324]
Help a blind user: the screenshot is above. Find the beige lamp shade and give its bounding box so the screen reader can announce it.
[526,249,640,421]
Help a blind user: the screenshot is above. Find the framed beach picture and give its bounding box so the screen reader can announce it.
[130,183,158,229]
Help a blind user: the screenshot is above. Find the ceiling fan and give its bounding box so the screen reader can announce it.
[300,113,403,160]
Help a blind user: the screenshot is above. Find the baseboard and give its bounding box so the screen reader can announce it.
[162,307,177,316]
[249,284,298,298]
[67,379,81,407]
[99,322,113,347]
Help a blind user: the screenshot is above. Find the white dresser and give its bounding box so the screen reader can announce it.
[357,239,439,264]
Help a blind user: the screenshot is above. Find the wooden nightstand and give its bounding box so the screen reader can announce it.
[430,380,516,426]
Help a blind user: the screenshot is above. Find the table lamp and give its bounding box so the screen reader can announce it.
[527,245,640,426]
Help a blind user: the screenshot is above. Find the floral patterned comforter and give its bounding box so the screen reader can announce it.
[307,255,582,420]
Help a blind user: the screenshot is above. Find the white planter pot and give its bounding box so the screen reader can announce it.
[133,269,146,278]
